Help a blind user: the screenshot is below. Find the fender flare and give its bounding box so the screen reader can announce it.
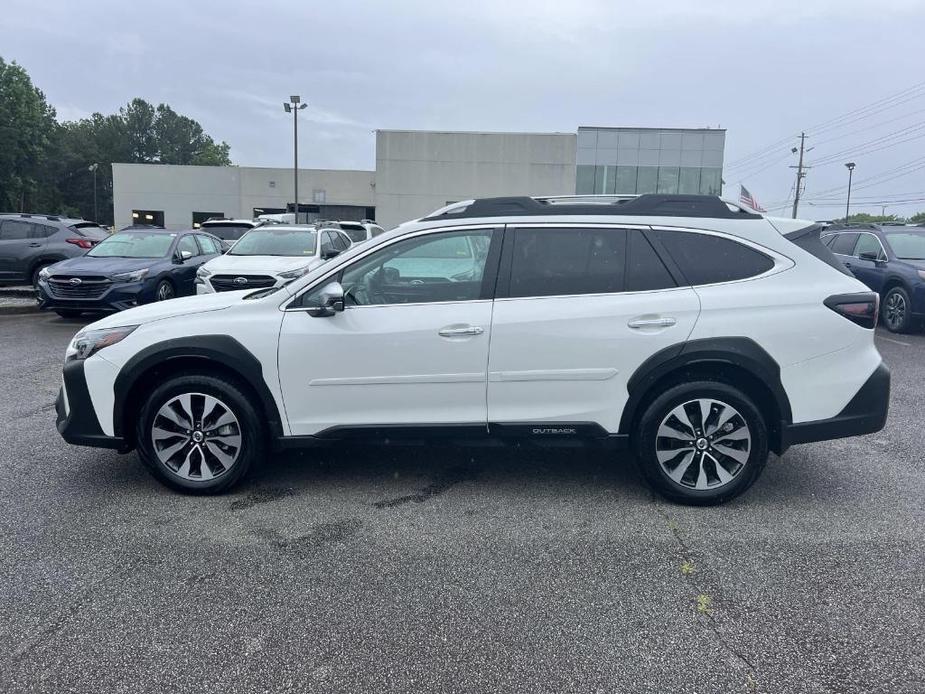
[111,335,284,440]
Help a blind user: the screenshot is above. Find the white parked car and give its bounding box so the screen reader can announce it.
[195,225,352,293]
[56,194,889,504]
[334,219,387,244]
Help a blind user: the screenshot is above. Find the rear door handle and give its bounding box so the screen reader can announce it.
[628,317,677,329]
[28,243,42,248]
[438,325,484,337]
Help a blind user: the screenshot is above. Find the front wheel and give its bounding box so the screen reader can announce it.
[135,374,264,494]
[634,381,769,506]
[882,286,912,333]
[155,279,175,302]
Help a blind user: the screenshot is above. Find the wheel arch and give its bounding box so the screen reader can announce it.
[619,337,792,454]
[112,336,284,448]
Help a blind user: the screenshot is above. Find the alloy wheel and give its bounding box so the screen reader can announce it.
[151,393,242,481]
[157,282,174,301]
[884,291,906,331]
[655,398,751,490]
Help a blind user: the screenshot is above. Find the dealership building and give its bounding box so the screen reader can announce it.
[112,126,725,231]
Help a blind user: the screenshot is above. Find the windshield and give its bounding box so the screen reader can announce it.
[229,228,317,256]
[87,232,174,258]
[201,223,253,241]
[886,232,925,260]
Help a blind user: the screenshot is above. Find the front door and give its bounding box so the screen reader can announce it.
[278,227,500,436]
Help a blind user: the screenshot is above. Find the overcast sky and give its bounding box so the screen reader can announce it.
[5,0,925,216]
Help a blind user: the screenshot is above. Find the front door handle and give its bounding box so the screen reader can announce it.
[628,317,677,330]
[28,242,42,248]
[438,325,484,337]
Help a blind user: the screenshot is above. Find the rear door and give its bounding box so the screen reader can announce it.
[486,224,700,435]
[0,219,37,281]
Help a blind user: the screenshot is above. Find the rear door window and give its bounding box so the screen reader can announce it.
[653,230,775,285]
[30,224,57,239]
[508,227,626,298]
[626,231,677,291]
[830,232,859,256]
[0,220,33,240]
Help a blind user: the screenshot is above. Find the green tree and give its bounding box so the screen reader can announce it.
[0,57,58,211]
[908,211,925,224]
[844,213,904,224]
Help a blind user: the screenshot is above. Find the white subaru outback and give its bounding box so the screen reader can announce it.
[56,195,890,505]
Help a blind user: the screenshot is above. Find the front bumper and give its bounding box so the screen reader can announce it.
[38,279,152,313]
[781,361,890,450]
[56,360,128,450]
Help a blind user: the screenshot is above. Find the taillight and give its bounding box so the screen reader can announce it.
[66,238,94,249]
[824,292,879,329]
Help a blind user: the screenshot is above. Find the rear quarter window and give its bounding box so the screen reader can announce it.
[653,230,775,285]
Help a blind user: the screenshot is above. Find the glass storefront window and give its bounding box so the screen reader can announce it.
[657,167,680,194]
[615,166,637,194]
[636,167,658,194]
[576,165,595,194]
[699,168,722,195]
[679,168,702,194]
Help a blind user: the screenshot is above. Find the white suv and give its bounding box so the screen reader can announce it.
[56,195,889,504]
[195,225,352,293]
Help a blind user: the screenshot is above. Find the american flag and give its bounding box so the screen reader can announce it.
[738,185,766,212]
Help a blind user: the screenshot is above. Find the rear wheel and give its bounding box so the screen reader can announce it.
[634,381,769,506]
[135,373,264,494]
[882,286,912,333]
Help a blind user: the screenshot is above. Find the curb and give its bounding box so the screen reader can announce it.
[0,288,36,298]
[0,303,42,316]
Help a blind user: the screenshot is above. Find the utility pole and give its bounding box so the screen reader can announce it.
[284,96,307,222]
[791,132,808,219]
[88,163,99,222]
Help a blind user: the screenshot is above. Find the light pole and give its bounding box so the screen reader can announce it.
[844,162,856,223]
[283,96,307,222]
[88,163,99,221]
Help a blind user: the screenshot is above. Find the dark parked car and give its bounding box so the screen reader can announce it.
[0,214,109,287]
[823,225,925,333]
[36,229,223,317]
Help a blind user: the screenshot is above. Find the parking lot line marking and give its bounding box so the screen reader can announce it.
[876,334,911,347]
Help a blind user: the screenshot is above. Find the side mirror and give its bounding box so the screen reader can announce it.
[306,281,345,317]
[858,250,883,263]
[321,248,342,260]
[174,250,193,264]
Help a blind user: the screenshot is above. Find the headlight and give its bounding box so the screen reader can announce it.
[196,266,212,278]
[918,269,925,281]
[39,266,52,281]
[277,266,311,282]
[111,268,149,283]
[67,325,138,362]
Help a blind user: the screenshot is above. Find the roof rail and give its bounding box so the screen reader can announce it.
[422,194,761,221]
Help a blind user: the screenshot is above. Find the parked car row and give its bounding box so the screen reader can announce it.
[24,218,376,316]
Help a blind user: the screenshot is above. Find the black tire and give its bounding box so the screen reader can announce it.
[154,279,175,302]
[881,286,912,333]
[634,381,769,506]
[135,373,264,494]
[54,309,83,318]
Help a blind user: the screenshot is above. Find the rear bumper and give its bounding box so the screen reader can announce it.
[781,361,890,450]
[56,360,128,450]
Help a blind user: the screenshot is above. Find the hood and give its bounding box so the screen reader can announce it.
[202,254,323,276]
[85,291,247,330]
[902,258,925,271]
[48,255,163,277]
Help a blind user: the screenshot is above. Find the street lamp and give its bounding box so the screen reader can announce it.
[844,162,856,223]
[88,163,99,222]
[283,96,307,222]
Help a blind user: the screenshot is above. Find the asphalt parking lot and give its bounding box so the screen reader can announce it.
[1,312,923,693]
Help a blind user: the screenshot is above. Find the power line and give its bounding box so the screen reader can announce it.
[810,123,925,166]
